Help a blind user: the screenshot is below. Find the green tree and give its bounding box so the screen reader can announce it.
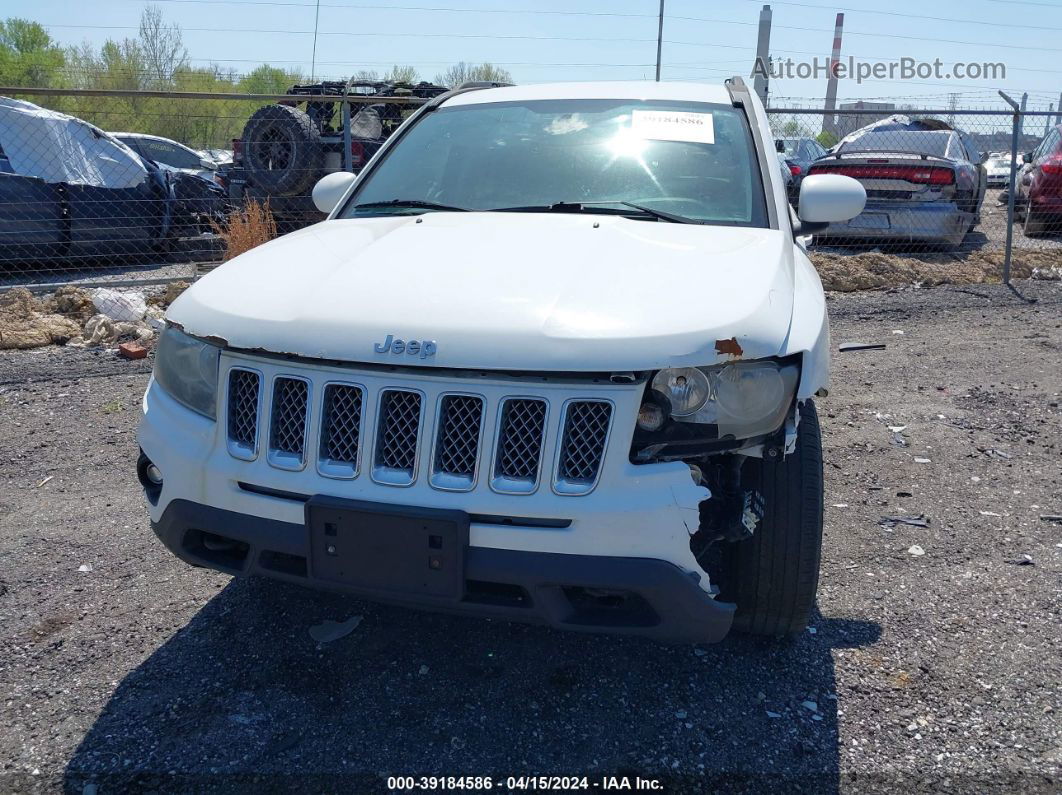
[816,130,839,149]
[238,64,303,94]
[0,18,66,87]
[381,64,420,84]
[434,62,512,88]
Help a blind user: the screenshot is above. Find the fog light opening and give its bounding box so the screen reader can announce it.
[145,464,163,486]
[201,532,239,552]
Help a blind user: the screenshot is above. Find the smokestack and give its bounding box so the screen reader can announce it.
[822,12,844,136]
[753,5,772,106]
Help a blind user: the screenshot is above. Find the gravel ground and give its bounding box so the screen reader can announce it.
[0,282,1059,793]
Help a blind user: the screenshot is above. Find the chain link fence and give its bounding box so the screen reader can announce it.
[0,85,436,349]
[1,88,1060,351]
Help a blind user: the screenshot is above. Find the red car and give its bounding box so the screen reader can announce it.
[1018,124,1062,236]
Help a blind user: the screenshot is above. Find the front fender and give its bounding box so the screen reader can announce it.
[784,247,829,398]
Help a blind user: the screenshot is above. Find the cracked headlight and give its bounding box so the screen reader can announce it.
[653,361,799,440]
[153,326,220,419]
[651,367,710,417]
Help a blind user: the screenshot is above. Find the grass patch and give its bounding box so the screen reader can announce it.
[211,199,278,261]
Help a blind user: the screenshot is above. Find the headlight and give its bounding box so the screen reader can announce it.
[649,361,799,440]
[651,367,710,417]
[154,326,220,419]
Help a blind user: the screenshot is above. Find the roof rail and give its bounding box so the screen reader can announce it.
[457,81,514,90]
[422,81,512,112]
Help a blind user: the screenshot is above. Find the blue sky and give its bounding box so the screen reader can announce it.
[7,0,1060,109]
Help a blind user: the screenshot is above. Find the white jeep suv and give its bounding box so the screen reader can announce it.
[137,79,864,643]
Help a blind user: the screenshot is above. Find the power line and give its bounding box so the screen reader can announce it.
[122,0,660,18]
[738,0,1062,32]
[52,11,1062,54]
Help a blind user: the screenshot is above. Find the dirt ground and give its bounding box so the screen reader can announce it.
[0,282,1059,793]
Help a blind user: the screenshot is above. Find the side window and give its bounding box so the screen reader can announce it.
[116,137,138,156]
[1047,130,1062,157]
[1034,133,1052,160]
[139,138,202,169]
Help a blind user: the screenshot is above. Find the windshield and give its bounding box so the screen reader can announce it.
[777,139,800,156]
[340,99,768,227]
[839,130,955,158]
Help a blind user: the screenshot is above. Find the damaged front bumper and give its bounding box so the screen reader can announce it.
[151,498,734,643]
[139,355,739,642]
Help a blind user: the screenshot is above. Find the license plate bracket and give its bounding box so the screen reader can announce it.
[306,497,468,600]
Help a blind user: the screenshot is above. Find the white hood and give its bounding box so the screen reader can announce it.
[170,213,796,372]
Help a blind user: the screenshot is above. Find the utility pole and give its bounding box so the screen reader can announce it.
[753,4,772,105]
[1056,92,1061,125]
[822,12,844,135]
[1047,104,1055,136]
[310,0,321,81]
[655,1,665,82]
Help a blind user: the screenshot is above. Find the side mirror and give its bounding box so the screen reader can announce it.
[1022,151,1033,164]
[199,157,217,170]
[793,174,866,235]
[312,171,357,214]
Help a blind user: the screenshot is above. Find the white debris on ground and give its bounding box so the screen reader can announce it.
[0,282,187,352]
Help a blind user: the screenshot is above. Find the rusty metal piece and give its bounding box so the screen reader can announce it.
[715,337,743,357]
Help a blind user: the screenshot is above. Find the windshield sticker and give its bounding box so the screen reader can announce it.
[631,110,715,144]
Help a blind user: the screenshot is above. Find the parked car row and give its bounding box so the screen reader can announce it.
[0,97,227,263]
[777,116,1062,246]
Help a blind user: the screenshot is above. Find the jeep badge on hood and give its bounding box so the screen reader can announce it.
[374,334,437,359]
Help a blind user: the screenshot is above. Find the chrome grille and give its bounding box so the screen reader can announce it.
[319,384,363,475]
[432,395,483,489]
[269,377,309,465]
[227,369,260,457]
[374,389,422,483]
[493,398,547,491]
[557,401,612,491]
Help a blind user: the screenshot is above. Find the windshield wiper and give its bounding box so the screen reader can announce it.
[617,201,699,224]
[490,202,607,214]
[352,199,469,213]
[490,201,699,224]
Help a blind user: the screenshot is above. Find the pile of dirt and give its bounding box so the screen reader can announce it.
[146,281,189,309]
[41,286,96,323]
[0,288,82,350]
[811,249,1061,292]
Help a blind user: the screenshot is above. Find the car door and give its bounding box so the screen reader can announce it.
[65,158,168,253]
[0,169,65,260]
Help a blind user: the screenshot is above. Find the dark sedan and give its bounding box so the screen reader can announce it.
[775,136,829,203]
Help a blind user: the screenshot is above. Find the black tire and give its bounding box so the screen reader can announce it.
[241,104,325,197]
[723,400,823,637]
